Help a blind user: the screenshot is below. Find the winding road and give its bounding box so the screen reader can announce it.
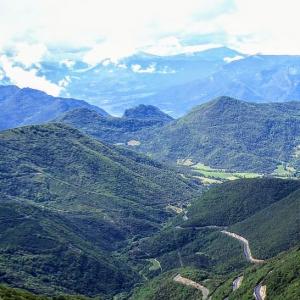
[173,274,210,300]
[232,275,243,291]
[173,225,266,298]
[254,284,267,300]
[221,230,264,264]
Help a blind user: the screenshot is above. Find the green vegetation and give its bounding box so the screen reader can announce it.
[1,119,300,299]
[130,225,248,276]
[184,178,300,227]
[272,163,297,177]
[130,267,208,300]
[0,284,94,300]
[212,247,300,300]
[148,259,162,272]
[191,163,261,181]
[139,97,300,173]
[56,106,172,145]
[128,177,300,299]
[181,177,300,259]
[231,188,300,258]
[0,123,200,298]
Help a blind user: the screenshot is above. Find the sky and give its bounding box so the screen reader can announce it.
[0,0,299,95]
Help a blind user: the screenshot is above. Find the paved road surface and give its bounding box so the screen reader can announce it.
[221,230,264,264]
[233,275,243,291]
[173,274,210,300]
[254,284,267,300]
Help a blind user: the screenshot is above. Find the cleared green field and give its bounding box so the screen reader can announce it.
[272,164,296,177]
[192,163,262,181]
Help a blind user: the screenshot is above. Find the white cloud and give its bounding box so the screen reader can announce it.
[0,0,231,62]
[131,64,156,73]
[217,0,300,54]
[224,55,244,63]
[0,55,62,96]
[0,69,4,80]
[58,75,71,88]
[60,59,75,69]
[0,0,299,68]
[145,37,222,56]
[13,43,48,67]
[131,63,176,74]
[83,40,136,65]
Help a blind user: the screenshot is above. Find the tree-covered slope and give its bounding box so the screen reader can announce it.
[184,178,300,258]
[123,104,173,123]
[212,246,300,300]
[184,178,300,227]
[0,123,199,297]
[127,178,300,299]
[231,188,300,258]
[56,105,172,144]
[0,284,92,299]
[0,85,108,131]
[0,201,133,298]
[139,97,300,172]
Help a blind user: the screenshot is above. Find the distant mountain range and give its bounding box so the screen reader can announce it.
[0,85,108,130]
[1,85,300,174]
[145,54,300,115]
[1,47,300,116]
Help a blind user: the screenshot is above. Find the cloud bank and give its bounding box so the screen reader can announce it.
[0,0,299,94]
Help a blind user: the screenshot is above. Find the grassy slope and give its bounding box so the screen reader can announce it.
[0,123,198,235]
[0,123,199,297]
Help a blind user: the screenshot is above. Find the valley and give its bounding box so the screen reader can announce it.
[0,86,299,299]
[1,1,300,299]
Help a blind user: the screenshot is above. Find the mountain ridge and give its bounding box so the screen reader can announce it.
[0,85,108,131]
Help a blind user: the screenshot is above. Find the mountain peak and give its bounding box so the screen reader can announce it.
[191,96,246,114]
[123,104,173,122]
[213,96,243,105]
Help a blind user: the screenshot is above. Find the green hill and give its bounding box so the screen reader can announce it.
[184,178,300,258]
[0,123,199,297]
[56,105,172,145]
[138,97,300,173]
[231,188,300,258]
[184,178,300,227]
[133,246,300,300]
[123,104,173,123]
[127,178,300,299]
